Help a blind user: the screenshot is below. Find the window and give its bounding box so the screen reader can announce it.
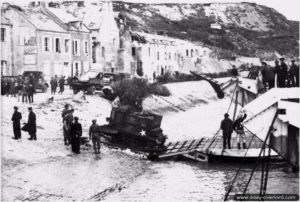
[64,39,70,53]
[55,38,61,53]
[84,41,88,54]
[72,40,79,55]
[186,49,189,57]
[196,49,198,56]
[174,53,176,61]
[43,37,50,52]
[148,47,151,57]
[165,52,167,60]
[169,52,171,60]
[1,28,6,42]
[1,60,7,76]
[191,49,194,57]
[131,47,136,56]
[157,52,160,60]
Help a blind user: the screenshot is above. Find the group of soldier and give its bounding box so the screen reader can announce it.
[1,74,36,103]
[61,104,102,154]
[248,58,299,89]
[11,106,37,141]
[50,75,66,95]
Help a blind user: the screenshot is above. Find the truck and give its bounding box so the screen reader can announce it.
[23,71,49,93]
[70,70,130,94]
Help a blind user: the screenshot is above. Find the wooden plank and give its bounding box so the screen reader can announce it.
[184,139,196,151]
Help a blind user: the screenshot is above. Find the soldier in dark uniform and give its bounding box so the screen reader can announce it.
[278,58,288,87]
[28,81,35,103]
[27,107,37,140]
[70,117,82,154]
[289,60,298,87]
[89,119,101,154]
[59,76,65,94]
[220,113,233,149]
[261,62,275,89]
[231,65,238,77]
[63,109,74,145]
[11,106,22,140]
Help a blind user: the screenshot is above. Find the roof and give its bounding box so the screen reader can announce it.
[47,7,78,23]
[1,15,12,25]
[242,88,300,122]
[278,101,300,128]
[22,8,68,33]
[131,31,196,47]
[46,7,89,33]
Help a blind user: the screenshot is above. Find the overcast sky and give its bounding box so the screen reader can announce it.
[5,0,300,21]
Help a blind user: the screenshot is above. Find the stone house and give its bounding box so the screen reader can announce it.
[42,6,91,77]
[1,15,13,76]
[119,29,211,80]
[2,4,71,81]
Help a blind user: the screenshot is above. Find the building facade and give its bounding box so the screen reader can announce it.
[42,6,91,77]
[1,15,13,76]
[119,29,211,80]
[2,5,71,81]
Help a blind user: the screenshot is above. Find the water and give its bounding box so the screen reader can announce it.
[104,99,299,202]
[105,160,299,202]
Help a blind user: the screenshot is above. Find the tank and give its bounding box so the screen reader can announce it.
[100,106,168,156]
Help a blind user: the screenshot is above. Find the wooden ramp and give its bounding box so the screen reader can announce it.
[158,132,278,162]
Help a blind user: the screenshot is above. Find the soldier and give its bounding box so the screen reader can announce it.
[220,113,233,149]
[62,104,69,119]
[289,60,298,87]
[50,77,58,95]
[274,60,280,87]
[28,81,35,103]
[59,76,65,94]
[11,106,22,140]
[231,65,238,78]
[261,62,275,89]
[233,112,247,149]
[27,107,37,141]
[17,76,23,102]
[279,58,288,87]
[89,119,101,154]
[22,79,29,103]
[63,109,74,145]
[70,117,82,154]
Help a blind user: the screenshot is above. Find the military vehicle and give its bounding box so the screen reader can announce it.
[71,70,130,94]
[23,71,49,92]
[100,106,168,158]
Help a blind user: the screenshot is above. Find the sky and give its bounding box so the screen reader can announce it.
[4,0,300,21]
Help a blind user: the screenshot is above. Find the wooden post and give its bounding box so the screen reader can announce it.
[233,90,239,121]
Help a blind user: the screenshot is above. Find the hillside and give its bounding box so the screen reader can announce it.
[113,2,299,60]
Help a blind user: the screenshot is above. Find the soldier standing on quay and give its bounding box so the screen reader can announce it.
[63,108,74,145]
[89,119,101,154]
[26,107,37,141]
[11,106,22,141]
[59,76,65,94]
[70,117,82,154]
